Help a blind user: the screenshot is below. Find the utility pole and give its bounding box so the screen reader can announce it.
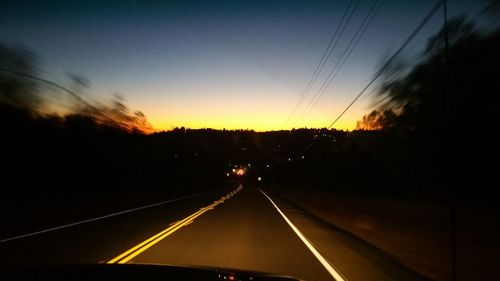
[442,0,457,281]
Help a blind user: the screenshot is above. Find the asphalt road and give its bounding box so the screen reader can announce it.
[0,185,424,281]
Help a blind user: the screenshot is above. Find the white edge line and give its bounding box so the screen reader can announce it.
[0,189,215,243]
[259,189,347,281]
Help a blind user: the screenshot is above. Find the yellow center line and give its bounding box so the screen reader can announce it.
[107,208,205,264]
[107,185,242,264]
[117,202,221,264]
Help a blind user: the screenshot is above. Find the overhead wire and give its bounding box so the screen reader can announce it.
[294,0,444,156]
[283,0,360,128]
[295,0,383,128]
[327,0,442,129]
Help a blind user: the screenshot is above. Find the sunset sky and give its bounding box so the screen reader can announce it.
[0,0,485,131]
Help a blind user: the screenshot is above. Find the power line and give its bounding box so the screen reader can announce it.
[274,0,377,159]
[304,0,384,126]
[296,0,383,128]
[291,0,443,157]
[283,0,360,128]
[272,0,359,155]
[327,0,443,129]
[292,0,361,128]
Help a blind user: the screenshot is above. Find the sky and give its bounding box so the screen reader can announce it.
[0,0,487,131]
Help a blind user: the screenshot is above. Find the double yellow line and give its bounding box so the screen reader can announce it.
[107,185,243,264]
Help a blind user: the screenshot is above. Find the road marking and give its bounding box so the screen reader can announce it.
[259,189,347,281]
[0,189,216,244]
[107,185,243,264]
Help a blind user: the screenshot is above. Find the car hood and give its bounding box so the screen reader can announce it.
[1,263,302,281]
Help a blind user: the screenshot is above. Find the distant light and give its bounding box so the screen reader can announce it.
[228,275,235,281]
[301,155,305,159]
[226,173,230,177]
[288,158,291,162]
[247,163,251,167]
[266,164,270,168]
[257,176,262,181]
[232,168,236,173]
[236,168,245,176]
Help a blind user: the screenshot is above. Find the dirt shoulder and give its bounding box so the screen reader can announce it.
[269,185,500,281]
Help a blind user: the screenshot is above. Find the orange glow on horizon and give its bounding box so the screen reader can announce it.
[129,87,367,133]
[122,82,368,133]
[148,116,356,132]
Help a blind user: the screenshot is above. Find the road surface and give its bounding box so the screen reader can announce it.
[0,185,425,280]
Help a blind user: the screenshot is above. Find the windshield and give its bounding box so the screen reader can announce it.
[1,1,498,280]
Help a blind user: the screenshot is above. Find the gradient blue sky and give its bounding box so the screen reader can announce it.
[0,0,487,130]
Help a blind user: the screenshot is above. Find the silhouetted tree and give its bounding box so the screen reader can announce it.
[366,15,499,134]
[356,109,398,131]
[0,43,40,113]
[483,0,500,20]
[1,41,154,134]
